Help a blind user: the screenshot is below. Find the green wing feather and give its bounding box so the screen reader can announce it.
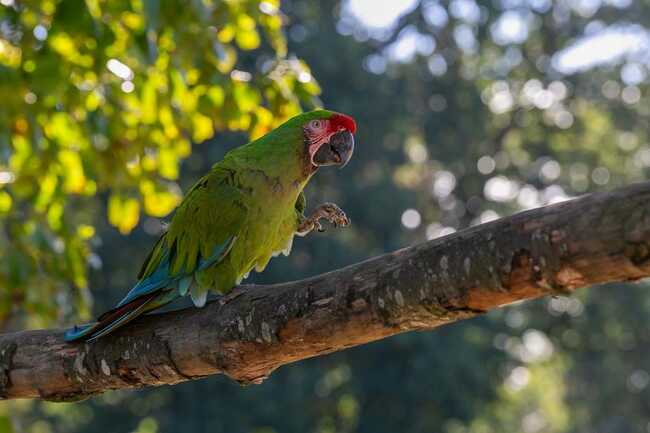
[64,168,248,342]
[166,169,247,275]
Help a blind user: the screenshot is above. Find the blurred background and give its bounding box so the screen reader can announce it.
[1,0,650,432]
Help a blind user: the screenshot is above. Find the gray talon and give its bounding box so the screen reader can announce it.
[298,202,350,235]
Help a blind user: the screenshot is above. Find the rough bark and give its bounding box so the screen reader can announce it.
[3,182,650,401]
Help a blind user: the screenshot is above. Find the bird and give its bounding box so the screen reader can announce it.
[64,109,356,342]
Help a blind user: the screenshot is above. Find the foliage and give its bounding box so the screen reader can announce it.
[0,0,319,326]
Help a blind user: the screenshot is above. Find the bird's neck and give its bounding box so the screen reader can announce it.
[223,152,312,207]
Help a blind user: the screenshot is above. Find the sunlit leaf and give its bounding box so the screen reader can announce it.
[77,224,95,239]
[0,191,12,213]
[140,179,180,217]
[59,150,86,193]
[191,113,214,143]
[108,194,140,234]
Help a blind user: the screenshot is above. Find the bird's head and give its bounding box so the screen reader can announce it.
[297,110,357,169]
[244,109,357,177]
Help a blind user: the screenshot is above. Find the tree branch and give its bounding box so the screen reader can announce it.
[3,182,650,401]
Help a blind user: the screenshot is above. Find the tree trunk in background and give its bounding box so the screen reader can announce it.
[2,181,650,402]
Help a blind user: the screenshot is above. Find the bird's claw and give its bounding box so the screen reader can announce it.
[319,203,350,227]
[298,202,350,235]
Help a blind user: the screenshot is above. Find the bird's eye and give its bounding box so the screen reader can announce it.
[309,120,323,130]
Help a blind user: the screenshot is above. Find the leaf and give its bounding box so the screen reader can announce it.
[108,194,140,234]
[139,180,180,217]
[233,82,260,113]
[192,113,214,143]
[77,225,95,239]
[58,150,86,193]
[0,191,12,214]
[158,147,179,180]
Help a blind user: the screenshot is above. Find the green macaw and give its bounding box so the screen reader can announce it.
[65,109,356,342]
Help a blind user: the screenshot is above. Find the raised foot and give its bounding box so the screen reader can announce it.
[297,202,350,235]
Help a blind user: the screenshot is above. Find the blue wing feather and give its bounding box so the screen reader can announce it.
[115,235,237,308]
[115,251,173,308]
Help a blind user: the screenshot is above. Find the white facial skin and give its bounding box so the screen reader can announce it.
[304,119,348,165]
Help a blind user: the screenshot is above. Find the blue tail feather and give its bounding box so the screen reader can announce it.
[64,322,100,341]
[86,300,153,342]
[64,236,236,342]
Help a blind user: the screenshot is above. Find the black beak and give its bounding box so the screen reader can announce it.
[312,130,355,168]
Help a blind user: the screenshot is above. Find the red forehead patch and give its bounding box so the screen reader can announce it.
[330,113,357,134]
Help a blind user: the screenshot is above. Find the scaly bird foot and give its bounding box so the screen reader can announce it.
[297,202,350,235]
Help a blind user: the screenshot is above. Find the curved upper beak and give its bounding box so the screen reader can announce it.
[312,130,355,168]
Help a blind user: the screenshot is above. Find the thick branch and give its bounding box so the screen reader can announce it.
[3,182,650,401]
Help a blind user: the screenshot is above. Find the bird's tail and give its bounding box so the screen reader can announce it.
[64,290,176,342]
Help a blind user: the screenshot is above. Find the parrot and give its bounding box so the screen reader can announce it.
[64,109,356,342]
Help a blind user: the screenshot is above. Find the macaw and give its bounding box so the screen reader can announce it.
[65,109,356,342]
